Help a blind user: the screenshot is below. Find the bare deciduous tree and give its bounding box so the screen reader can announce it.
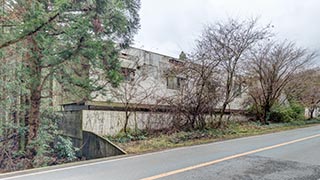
[285,68,320,119]
[110,55,159,134]
[162,55,221,130]
[195,18,271,128]
[247,41,316,123]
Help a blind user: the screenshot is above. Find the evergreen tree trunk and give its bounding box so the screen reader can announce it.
[28,88,41,143]
[26,35,42,153]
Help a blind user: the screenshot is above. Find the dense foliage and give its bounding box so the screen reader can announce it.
[269,101,305,123]
[1,0,140,171]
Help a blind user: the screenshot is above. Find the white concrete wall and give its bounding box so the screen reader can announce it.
[305,108,320,118]
[92,47,248,109]
[92,47,178,105]
[81,109,249,136]
[82,110,173,135]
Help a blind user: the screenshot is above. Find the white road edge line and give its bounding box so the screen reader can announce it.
[140,133,320,180]
[0,126,319,180]
[0,129,268,179]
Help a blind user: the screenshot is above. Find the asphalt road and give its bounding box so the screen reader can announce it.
[1,125,320,180]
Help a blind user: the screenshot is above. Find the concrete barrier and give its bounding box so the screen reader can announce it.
[82,131,126,160]
[60,111,126,160]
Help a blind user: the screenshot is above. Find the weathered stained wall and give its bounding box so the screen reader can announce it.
[92,47,248,110]
[81,109,249,136]
[82,110,173,135]
[60,111,126,159]
[82,131,126,159]
[61,111,82,139]
[61,102,251,137]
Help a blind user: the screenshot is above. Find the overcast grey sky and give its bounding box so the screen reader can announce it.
[133,0,320,59]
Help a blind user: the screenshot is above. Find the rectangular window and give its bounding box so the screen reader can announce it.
[166,76,185,90]
[166,76,176,89]
[121,67,135,82]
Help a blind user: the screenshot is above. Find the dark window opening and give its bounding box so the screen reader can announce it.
[121,67,135,82]
[166,76,185,90]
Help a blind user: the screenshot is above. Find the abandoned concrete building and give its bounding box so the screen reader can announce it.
[61,47,248,136]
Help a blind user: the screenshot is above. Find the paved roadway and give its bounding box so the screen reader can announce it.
[1,125,320,180]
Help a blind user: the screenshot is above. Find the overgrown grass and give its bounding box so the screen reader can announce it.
[108,119,320,154]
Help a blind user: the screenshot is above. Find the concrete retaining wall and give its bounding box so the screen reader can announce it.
[60,111,126,159]
[82,110,172,135]
[81,110,249,136]
[60,111,82,137]
[82,131,126,159]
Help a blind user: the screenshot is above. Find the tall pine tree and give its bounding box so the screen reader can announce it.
[1,0,140,157]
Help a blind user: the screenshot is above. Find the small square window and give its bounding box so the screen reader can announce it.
[121,67,135,82]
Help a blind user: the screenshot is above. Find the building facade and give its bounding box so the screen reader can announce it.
[62,47,248,135]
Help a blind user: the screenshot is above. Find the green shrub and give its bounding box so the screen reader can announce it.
[270,101,305,123]
[0,110,78,172]
[54,136,77,161]
[31,110,78,167]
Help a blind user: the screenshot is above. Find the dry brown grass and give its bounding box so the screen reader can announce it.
[112,120,320,154]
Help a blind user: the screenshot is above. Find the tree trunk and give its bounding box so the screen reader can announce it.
[217,102,228,128]
[309,108,315,119]
[262,104,271,125]
[26,69,42,159]
[26,35,42,157]
[124,109,129,134]
[198,115,206,130]
[28,88,41,143]
[134,111,138,133]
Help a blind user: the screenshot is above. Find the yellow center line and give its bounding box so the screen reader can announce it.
[140,133,320,180]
